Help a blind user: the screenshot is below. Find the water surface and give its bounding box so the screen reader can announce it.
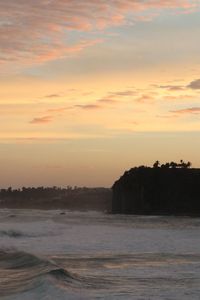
[0,209,200,299]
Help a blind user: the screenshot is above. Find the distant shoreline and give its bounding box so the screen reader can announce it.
[0,187,112,212]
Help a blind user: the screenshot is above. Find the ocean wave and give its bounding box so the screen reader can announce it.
[1,250,200,299]
[0,249,78,297]
[0,249,118,298]
[0,230,28,238]
[0,229,51,239]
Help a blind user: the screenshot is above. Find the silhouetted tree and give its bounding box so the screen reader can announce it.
[153,161,160,168]
[170,161,177,168]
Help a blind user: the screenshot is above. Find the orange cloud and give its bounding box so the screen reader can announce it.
[136,94,155,104]
[156,114,179,119]
[98,97,118,104]
[162,95,195,101]
[75,104,101,110]
[171,107,200,115]
[30,115,53,124]
[44,94,61,98]
[47,107,70,113]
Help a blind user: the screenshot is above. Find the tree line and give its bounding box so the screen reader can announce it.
[0,186,108,200]
[153,160,191,169]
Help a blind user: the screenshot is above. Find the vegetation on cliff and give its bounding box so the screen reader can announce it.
[112,161,200,215]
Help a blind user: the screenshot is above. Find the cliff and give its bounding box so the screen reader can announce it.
[112,167,200,215]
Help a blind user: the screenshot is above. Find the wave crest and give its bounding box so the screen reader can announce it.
[0,249,76,297]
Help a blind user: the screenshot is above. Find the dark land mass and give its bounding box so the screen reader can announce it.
[1,161,199,215]
[112,166,200,216]
[0,187,112,212]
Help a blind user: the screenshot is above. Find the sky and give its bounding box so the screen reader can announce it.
[1,0,200,188]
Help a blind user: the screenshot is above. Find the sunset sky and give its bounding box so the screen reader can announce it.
[1,0,200,187]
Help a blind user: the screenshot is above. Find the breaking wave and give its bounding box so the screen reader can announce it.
[0,249,79,297]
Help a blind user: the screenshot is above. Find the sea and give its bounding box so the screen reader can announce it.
[0,209,200,299]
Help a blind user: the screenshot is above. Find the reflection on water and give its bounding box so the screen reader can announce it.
[0,209,200,299]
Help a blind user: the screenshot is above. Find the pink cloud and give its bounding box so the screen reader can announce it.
[157,114,179,119]
[0,0,198,66]
[34,39,102,63]
[171,107,200,115]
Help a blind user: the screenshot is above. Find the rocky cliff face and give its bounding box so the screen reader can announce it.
[112,167,200,215]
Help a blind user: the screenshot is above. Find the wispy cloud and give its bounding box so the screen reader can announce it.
[0,0,198,66]
[158,79,200,92]
[75,104,101,110]
[170,107,200,115]
[30,115,53,124]
[156,114,179,119]
[47,107,69,113]
[44,94,61,98]
[135,94,154,104]
[109,90,136,97]
[43,88,150,117]
[162,94,195,101]
[97,89,136,104]
[188,79,200,89]
[159,85,185,91]
[98,97,118,104]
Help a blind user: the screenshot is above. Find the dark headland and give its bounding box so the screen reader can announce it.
[112,161,200,216]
